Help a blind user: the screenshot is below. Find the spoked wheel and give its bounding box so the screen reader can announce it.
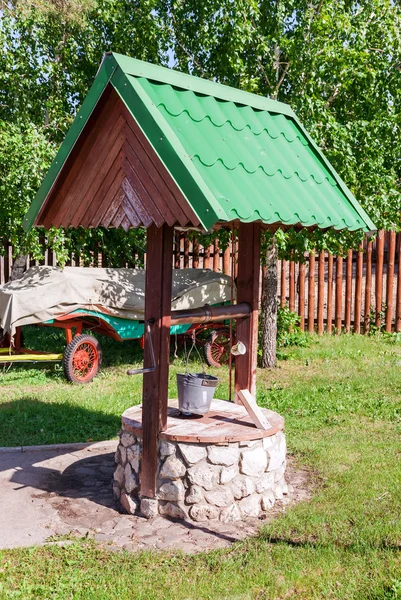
[204,328,233,368]
[63,334,102,383]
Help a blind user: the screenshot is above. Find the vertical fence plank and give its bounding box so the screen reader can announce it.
[174,233,180,268]
[298,262,305,331]
[203,244,211,269]
[223,246,230,275]
[375,230,384,328]
[345,250,353,332]
[183,235,190,268]
[385,231,396,332]
[396,234,401,332]
[308,252,315,333]
[289,260,295,312]
[317,251,325,334]
[213,239,220,272]
[364,240,373,333]
[193,237,199,268]
[327,254,333,333]
[335,256,343,333]
[354,246,363,333]
[280,260,287,307]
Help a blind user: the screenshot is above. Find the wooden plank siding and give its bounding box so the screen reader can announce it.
[35,86,200,231]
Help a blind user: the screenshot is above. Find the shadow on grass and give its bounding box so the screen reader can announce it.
[0,398,121,447]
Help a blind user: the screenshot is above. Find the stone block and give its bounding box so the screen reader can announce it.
[189,503,219,522]
[119,446,127,466]
[240,446,268,477]
[159,455,186,480]
[179,443,207,465]
[120,492,138,515]
[124,463,138,494]
[205,487,234,507]
[238,494,261,518]
[159,502,186,520]
[158,480,185,502]
[220,464,239,484]
[120,432,136,448]
[114,464,125,486]
[261,492,275,511]
[262,436,275,450]
[187,463,220,490]
[267,443,286,472]
[231,475,255,499]
[186,485,204,504]
[207,445,239,466]
[220,503,241,523]
[159,441,175,457]
[255,472,275,493]
[274,466,285,482]
[140,498,159,519]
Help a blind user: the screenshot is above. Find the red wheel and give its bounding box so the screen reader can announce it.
[63,334,102,383]
[204,328,232,368]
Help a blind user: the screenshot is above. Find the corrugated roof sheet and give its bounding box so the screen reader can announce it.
[24,53,375,233]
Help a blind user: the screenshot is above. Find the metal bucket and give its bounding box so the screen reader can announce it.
[177,373,219,416]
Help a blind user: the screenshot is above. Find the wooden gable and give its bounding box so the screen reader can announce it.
[36,86,200,231]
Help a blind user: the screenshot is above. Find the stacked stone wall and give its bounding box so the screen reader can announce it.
[114,429,288,522]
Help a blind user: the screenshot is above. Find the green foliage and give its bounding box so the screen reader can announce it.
[276,304,309,348]
[163,0,401,253]
[0,0,169,262]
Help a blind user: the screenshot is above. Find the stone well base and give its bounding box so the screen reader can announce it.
[113,399,288,523]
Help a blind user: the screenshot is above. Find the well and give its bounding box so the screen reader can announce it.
[113,399,288,522]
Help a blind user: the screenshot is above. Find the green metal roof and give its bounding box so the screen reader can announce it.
[24,52,375,233]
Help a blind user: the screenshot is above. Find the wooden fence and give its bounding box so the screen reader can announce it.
[3,230,401,334]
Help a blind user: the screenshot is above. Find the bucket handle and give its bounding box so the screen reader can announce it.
[127,319,156,376]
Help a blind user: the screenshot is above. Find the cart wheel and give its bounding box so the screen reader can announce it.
[63,334,102,384]
[204,328,232,368]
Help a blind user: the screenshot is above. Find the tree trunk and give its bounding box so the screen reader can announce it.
[10,255,28,281]
[261,238,278,368]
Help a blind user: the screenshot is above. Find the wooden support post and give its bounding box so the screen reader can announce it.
[308,252,315,333]
[141,224,174,499]
[354,246,363,334]
[235,222,261,401]
[386,230,396,333]
[298,262,305,331]
[317,251,325,335]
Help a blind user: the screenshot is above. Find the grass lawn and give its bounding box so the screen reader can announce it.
[0,329,401,599]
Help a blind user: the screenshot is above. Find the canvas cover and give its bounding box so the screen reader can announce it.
[0,266,234,340]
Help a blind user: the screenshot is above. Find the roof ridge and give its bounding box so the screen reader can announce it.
[111,53,296,117]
